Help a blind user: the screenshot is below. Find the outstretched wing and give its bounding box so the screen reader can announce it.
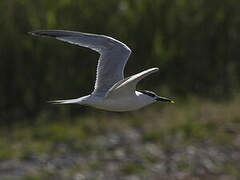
[106,68,159,97]
[30,30,132,96]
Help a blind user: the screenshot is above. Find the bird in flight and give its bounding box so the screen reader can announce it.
[29,30,174,111]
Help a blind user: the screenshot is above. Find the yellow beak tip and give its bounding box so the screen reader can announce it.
[170,100,175,104]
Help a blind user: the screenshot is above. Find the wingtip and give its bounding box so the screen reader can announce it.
[28,30,58,37]
[28,31,35,36]
[47,100,64,104]
[28,30,43,36]
[150,67,159,72]
[47,100,57,104]
[47,100,63,104]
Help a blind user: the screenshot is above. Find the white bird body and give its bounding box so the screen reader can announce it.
[77,91,155,112]
[30,30,174,111]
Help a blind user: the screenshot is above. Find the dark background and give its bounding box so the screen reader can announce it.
[1,0,240,122]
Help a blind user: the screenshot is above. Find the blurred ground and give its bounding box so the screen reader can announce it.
[0,97,240,180]
[1,1,240,179]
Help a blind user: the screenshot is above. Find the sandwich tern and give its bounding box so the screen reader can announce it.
[30,30,174,111]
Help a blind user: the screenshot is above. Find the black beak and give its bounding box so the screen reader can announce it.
[156,96,175,103]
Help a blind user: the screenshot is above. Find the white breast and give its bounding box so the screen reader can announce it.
[86,91,155,112]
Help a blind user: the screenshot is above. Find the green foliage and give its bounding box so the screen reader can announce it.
[142,130,163,143]
[0,98,239,180]
[1,0,240,122]
[144,154,158,164]
[0,140,16,160]
[141,96,240,146]
[21,170,54,180]
[120,161,146,175]
[177,160,190,171]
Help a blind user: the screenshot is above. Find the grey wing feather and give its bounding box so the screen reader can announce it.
[106,68,159,97]
[30,30,132,96]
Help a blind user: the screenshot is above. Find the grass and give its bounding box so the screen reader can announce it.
[120,161,146,175]
[0,97,240,180]
[141,96,240,146]
[0,140,16,160]
[0,96,239,179]
[176,160,190,171]
[21,170,55,180]
[143,154,158,164]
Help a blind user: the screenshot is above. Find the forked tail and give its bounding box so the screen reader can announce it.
[48,98,81,104]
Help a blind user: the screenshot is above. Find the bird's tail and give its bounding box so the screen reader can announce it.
[48,98,81,105]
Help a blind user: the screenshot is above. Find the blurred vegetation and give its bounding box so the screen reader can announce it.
[1,96,240,159]
[0,97,239,179]
[1,0,240,123]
